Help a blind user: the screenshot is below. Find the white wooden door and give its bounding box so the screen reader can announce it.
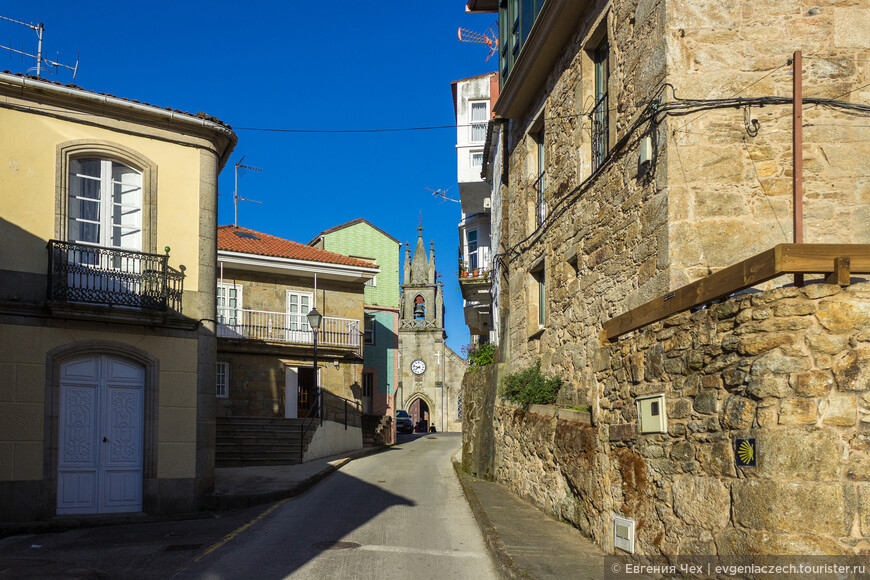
[57,355,144,515]
[285,367,298,418]
[285,291,313,343]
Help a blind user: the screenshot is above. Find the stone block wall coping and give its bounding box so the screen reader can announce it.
[496,400,592,425]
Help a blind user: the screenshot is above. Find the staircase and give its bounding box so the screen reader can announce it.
[216,417,318,467]
[362,414,393,447]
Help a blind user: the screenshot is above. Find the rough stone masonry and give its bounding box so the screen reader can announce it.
[470,282,870,556]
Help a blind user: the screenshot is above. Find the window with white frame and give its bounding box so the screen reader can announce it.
[68,158,142,250]
[217,282,242,327]
[466,229,479,271]
[470,101,488,143]
[364,313,376,345]
[216,361,229,398]
[471,151,484,168]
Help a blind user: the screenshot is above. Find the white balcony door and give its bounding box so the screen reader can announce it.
[68,158,142,251]
[57,355,144,515]
[217,283,243,337]
[286,291,313,343]
[67,158,143,296]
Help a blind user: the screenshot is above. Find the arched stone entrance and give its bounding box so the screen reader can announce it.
[406,393,433,432]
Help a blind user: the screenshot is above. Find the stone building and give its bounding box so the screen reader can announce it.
[463,0,870,557]
[397,227,467,432]
[0,71,236,521]
[310,219,401,429]
[215,226,378,463]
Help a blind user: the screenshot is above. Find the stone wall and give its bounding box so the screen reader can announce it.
[489,282,870,555]
[461,363,503,479]
[500,0,870,417]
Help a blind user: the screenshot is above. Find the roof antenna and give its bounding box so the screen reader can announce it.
[458,21,499,62]
[0,15,78,78]
[233,155,263,227]
[425,186,460,203]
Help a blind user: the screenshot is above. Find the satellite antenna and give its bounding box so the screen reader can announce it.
[425,186,460,203]
[233,155,263,227]
[0,15,78,78]
[458,21,499,62]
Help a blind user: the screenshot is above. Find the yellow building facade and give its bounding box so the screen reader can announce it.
[0,72,236,521]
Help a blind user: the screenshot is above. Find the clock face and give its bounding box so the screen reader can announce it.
[411,359,426,375]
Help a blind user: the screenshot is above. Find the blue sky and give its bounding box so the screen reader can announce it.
[2,1,497,354]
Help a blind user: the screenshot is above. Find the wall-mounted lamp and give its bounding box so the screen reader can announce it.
[333,360,340,369]
[638,135,653,176]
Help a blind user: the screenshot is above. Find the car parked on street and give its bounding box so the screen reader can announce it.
[396,409,414,434]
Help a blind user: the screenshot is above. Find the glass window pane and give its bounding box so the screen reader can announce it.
[471,102,487,121]
[70,174,102,201]
[472,124,486,142]
[80,222,100,243]
[71,158,101,178]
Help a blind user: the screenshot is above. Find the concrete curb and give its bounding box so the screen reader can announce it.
[451,453,525,580]
[0,445,388,539]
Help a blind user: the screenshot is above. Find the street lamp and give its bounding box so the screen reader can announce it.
[307,307,323,423]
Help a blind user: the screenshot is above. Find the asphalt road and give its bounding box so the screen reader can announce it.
[179,432,497,579]
[0,433,496,579]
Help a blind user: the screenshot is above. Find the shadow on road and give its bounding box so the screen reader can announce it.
[179,469,418,579]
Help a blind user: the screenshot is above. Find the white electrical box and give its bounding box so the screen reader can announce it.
[483,197,492,210]
[613,516,635,554]
[636,393,667,434]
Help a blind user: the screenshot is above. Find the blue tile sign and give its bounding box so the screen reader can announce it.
[736,438,756,467]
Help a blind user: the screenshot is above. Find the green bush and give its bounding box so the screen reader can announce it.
[499,360,562,409]
[466,341,496,368]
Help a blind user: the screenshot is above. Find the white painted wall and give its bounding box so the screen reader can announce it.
[455,75,494,191]
[303,420,363,462]
[489,123,505,347]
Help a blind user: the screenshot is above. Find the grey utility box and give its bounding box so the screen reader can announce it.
[636,393,667,434]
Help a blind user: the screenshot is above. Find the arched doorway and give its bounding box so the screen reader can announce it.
[408,397,430,433]
[57,354,144,514]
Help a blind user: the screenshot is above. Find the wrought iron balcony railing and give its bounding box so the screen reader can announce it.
[47,240,184,312]
[217,308,361,350]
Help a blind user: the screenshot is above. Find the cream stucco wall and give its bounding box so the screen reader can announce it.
[0,106,204,288]
[0,323,200,481]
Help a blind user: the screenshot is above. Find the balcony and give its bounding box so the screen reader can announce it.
[217,308,361,351]
[47,240,183,312]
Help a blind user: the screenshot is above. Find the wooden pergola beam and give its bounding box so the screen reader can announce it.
[601,244,870,343]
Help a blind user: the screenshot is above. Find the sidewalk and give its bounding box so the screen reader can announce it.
[452,453,607,579]
[205,445,386,510]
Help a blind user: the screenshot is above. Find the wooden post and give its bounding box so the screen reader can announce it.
[793,50,804,287]
[826,256,851,286]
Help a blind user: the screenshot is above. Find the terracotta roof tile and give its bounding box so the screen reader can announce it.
[310,218,400,245]
[218,226,377,268]
[2,71,231,129]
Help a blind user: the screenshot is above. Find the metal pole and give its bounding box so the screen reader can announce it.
[793,50,804,287]
[233,163,238,227]
[35,23,43,77]
[314,332,321,425]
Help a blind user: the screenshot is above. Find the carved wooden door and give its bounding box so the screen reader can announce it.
[57,355,144,514]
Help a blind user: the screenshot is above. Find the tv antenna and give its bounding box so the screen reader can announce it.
[458,22,499,62]
[233,155,263,227]
[0,15,78,79]
[425,186,460,204]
